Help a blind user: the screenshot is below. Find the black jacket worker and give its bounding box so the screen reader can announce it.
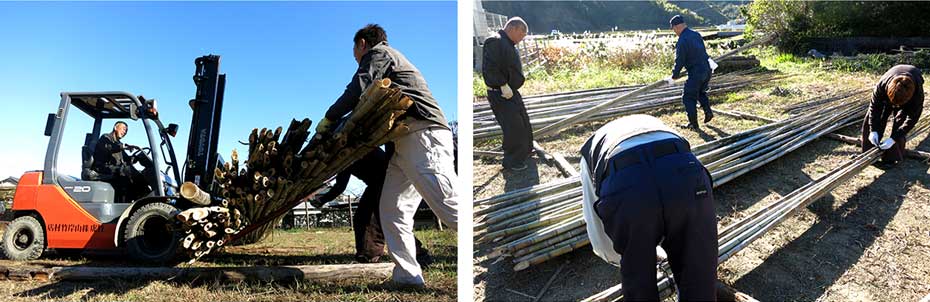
[482,17,533,170]
[862,64,924,164]
[92,121,152,201]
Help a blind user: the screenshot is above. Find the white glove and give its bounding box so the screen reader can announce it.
[656,246,668,262]
[868,131,880,146]
[664,76,675,86]
[708,58,718,73]
[501,84,514,100]
[879,138,895,150]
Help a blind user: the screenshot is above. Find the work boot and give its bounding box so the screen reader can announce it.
[678,122,700,131]
[355,254,381,263]
[704,110,714,123]
[416,250,435,269]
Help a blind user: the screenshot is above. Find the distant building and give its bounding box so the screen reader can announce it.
[474,0,509,72]
[0,177,18,191]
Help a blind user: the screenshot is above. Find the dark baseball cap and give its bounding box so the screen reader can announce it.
[669,15,684,27]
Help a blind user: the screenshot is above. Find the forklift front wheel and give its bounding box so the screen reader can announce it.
[2,215,45,261]
[123,202,180,264]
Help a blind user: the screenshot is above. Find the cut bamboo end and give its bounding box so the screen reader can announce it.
[180,182,212,206]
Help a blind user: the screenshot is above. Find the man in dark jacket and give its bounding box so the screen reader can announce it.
[482,17,532,171]
[862,64,924,164]
[668,15,714,130]
[92,121,151,201]
[318,24,458,287]
[314,149,432,266]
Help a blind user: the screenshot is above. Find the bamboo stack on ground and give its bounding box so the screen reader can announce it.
[176,78,413,258]
[529,35,773,139]
[584,115,930,302]
[473,70,788,141]
[475,90,871,271]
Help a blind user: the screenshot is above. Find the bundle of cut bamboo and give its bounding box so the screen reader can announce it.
[475,91,870,271]
[176,78,413,259]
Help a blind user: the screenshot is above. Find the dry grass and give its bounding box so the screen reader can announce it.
[473,50,930,301]
[0,228,457,302]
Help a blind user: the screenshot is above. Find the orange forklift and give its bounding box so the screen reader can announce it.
[1,55,227,263]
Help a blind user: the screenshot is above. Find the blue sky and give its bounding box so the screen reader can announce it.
[0,1,457,195]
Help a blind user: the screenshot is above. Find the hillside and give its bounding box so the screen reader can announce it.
[481,0,747,33]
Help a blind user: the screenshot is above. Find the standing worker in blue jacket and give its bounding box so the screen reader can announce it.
[666,15,715,130]
[580,115,718,300]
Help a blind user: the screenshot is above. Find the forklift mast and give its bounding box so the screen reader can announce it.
[184,55,226,191]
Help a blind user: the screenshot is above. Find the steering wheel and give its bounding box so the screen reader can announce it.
[129,147,153,165]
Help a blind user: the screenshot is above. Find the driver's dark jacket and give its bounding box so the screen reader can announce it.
[92,132,129,177]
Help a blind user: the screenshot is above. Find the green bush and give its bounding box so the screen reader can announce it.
[745,1,930,53]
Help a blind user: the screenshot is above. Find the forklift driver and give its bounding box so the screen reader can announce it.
[91,121,155,202]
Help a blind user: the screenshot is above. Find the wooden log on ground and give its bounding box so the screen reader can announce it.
[474,150,504,158]
[716,281,760,302]
[0,263,394,283]
[532,141,577,177]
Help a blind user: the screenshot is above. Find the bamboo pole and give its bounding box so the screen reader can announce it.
[476,89,875,271]
[530,36,772,139]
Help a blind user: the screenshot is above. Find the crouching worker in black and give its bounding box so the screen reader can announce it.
[580,115,717,301]
[314,148,432,266]
[861,64,924,164]
[91,121,155,202]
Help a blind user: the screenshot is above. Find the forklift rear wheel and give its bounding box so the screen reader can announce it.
[2,215,45,261]
[123,202,180,264]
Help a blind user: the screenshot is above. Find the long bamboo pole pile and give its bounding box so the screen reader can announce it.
[175,78,413,259]
[528,36,774,140]
[584,115,930,302]
[475,91,871,271]
[473,70,785,141]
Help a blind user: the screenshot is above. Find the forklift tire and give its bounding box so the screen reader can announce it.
[123,202,180,264]
[2,215,45,261]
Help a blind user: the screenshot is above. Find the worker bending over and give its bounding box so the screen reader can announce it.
[580,115,717,300]
[314,148,432,266]
[667,15,715,130]
[482,17,533,171]
[862,64,924,164]
[91,121,153,202]
[318,24,458,287]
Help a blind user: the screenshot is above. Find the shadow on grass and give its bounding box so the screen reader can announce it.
[14,274,452,301]
[202,252,359,266]
[13,250,457,300]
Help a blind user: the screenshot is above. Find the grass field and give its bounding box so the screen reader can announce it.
[473,46,930,301]
[0,227,457,302]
